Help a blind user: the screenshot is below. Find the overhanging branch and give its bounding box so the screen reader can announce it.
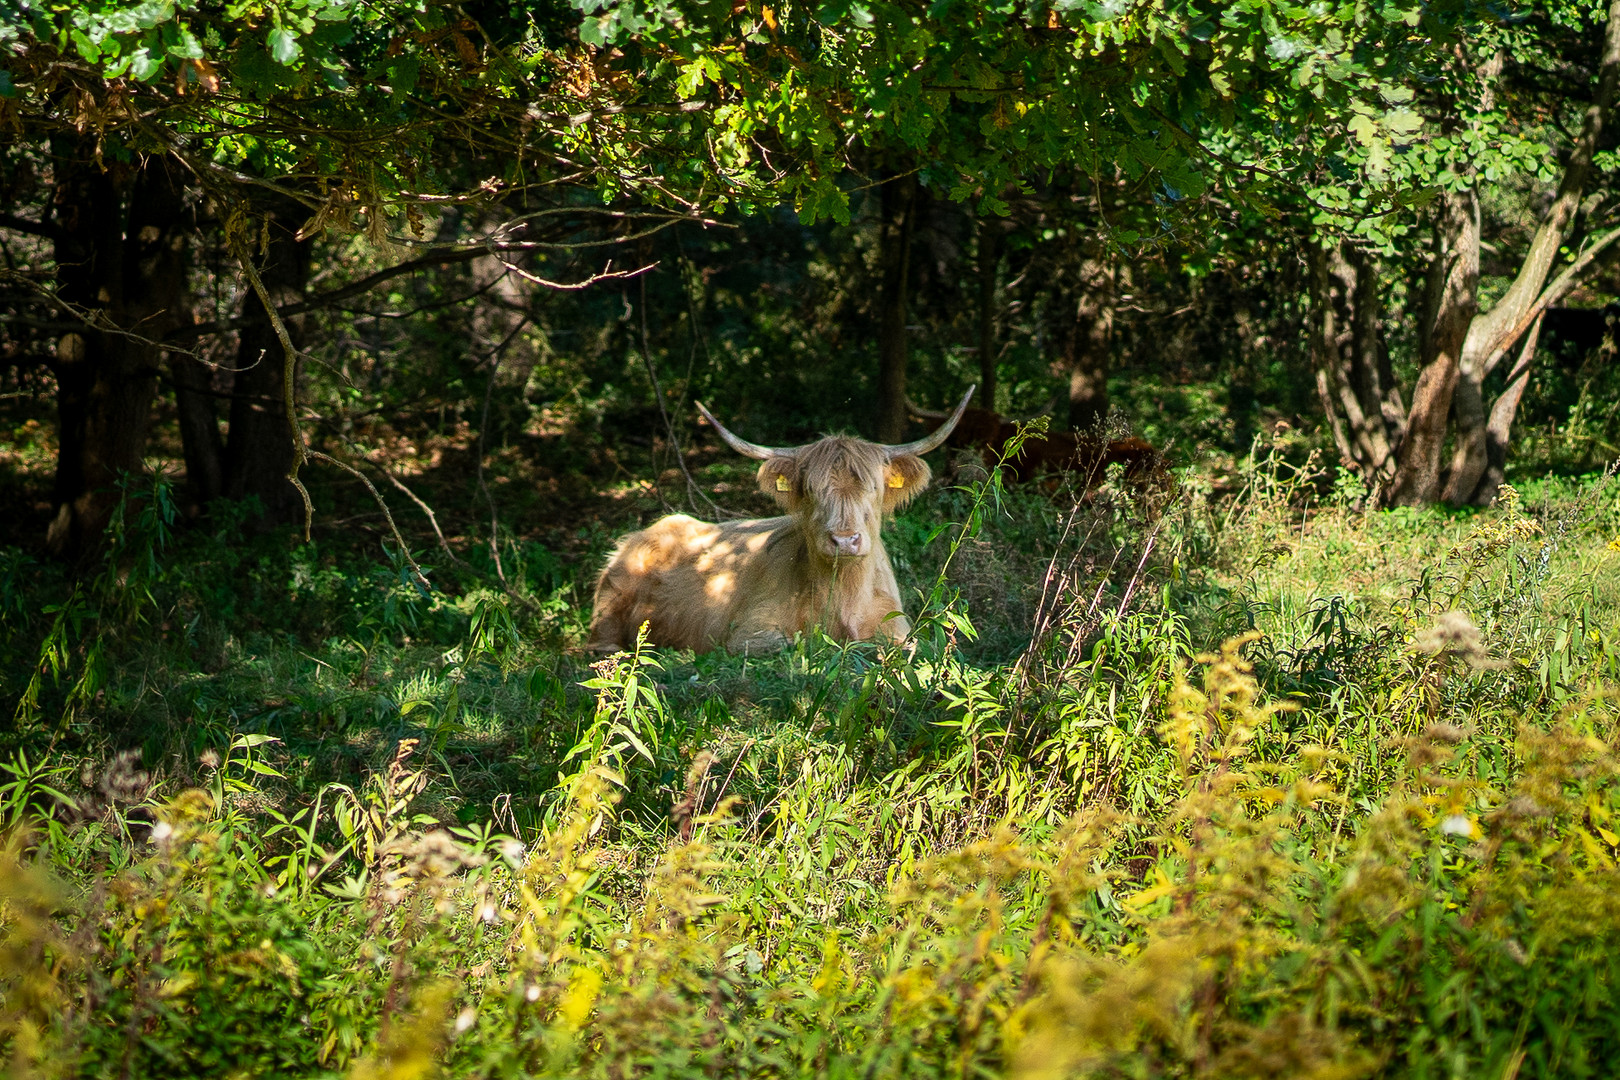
[0,213,66,242]
[166,220,696,344]
[1482,222,1620,372]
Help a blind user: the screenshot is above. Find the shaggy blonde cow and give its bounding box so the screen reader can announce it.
[587,389,975,654]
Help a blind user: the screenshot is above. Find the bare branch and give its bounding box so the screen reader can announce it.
[168,231,673,343]
[495,257,654,291]
[0,268,206,357]
[307,450,432,592]
[473,315,546,612]
[230,235,314,540]
[0,213,65,242]
[635,268,725,519]
[384,470,464,567]
[1482,221,1620,372]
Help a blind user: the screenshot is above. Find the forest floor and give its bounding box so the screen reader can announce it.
[3,431,1620,1079]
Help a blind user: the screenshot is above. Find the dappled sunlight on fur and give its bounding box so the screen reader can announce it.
[589,429,938,654]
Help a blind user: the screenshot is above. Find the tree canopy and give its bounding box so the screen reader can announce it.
[0,0,1617,553]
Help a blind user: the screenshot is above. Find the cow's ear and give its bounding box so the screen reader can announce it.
[758,456,800,508]
[882,454,930,511]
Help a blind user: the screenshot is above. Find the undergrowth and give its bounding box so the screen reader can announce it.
[3,453,1620,1079]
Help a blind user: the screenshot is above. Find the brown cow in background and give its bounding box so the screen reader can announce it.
[587,389,976,655]
[906,398,1169,491]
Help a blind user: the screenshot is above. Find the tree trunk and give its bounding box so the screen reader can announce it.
[223,200,312,528]
[1472,313,1544,502]
[172,352,226,507]
[1443,0,1620,504]
[1309,241,1402,484]
[1442,356,1491,504]
[874,173,917,443]
[1065,255,1113,433]
[1310,243,1358,468]
[46,143,191,556]
[1386,188,1480,507]
[976,213,999,410]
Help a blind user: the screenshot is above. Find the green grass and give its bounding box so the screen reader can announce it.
[4,457,1620,1079]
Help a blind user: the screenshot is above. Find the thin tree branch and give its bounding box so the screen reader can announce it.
[635,266,724,519]
[306,451,432,591]
[384,470,464,567]
[1482,222,1620,373]
[168,239,662,343]
[494,257,654,292]
[0,268,205,357]
[230,234,314,540]
[474,315,535,605]
[0,213,65,241]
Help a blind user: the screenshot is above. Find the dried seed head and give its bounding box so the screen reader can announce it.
[1413,611,1503,671]
[1423,722,1472,744]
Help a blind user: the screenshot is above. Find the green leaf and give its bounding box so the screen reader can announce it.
[168,24,204,60]
[676,58,708,97]
[796,175,849,225]
[129,45,162,80]
[70,28,102,62]
[268,26,301,66]
[617,726,654,763]
[1385,107,1422,135]
[313,0,354,21]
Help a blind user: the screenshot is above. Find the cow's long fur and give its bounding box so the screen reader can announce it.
[588,436,930,654]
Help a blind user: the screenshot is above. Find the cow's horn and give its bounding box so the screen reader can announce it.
[695,401,798,460]
[885,385,976,459]
[905,397,950,422]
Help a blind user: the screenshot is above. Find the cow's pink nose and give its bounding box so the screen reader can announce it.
[832,532,863,555]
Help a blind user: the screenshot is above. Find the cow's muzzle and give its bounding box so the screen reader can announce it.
[830,531,867,557]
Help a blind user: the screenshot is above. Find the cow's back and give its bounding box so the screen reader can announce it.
[588,514,799,653]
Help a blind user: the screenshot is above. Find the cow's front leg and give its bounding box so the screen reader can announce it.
[874,611,911,643]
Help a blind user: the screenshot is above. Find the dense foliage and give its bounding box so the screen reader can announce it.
[3,0,1620,1076]
[3,459,1620,1078]
[2,0,1617,542]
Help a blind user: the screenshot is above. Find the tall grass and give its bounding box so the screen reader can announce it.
[3,455,1620,1079]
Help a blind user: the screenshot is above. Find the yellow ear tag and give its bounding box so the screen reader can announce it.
[887,474,905,489]
[776,475,791,492]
